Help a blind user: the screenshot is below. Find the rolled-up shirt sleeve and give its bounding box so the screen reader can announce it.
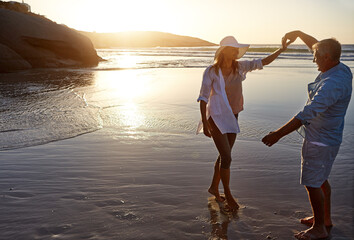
[241,59,263,72]
[295,81,343,125]
[238,59,263,81]
[197,67,213,103]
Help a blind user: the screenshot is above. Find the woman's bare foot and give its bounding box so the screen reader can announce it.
[208,188,225,203]
[300,216,333,227]
[221,203,239,213]
[224,195,239,210]
[294,226,328,240]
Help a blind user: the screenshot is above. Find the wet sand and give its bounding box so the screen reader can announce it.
[1,129,353,239]
[1,67,353,239]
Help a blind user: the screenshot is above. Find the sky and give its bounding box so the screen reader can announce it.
[11,0,354,44]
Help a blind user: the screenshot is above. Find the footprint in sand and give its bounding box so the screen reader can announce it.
[61,194,89,201]
[36,224,72,237]
[94,199,125,207]
[110,210,139,221]
[5,191,35,199]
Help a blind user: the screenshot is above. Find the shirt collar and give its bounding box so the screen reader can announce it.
[319,62,341,80]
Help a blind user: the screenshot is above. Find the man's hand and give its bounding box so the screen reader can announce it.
[282,31,299,49]
[261,117,302,147]
[282,30,318,50]
[262,131,281,147]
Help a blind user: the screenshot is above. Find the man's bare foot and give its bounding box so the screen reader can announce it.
[294,226,328,240]
[300,216,333,227]
[208,188,225,203]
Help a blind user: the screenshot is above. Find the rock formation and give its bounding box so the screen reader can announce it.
[0,7,100,73]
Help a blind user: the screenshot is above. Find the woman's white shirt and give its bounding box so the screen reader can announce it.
[197,59,263,134]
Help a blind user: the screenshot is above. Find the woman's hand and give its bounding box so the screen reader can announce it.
[280,40,290,51]
[203,120,212,138]
[200,101,212,138]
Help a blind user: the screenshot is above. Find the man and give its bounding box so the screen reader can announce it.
[262,30,352,240]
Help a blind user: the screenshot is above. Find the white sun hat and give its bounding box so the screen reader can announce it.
[214,36,250,60]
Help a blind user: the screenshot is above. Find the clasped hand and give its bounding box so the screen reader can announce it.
[281,31,298,50]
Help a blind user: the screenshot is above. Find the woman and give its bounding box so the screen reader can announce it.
[197,36,288,211]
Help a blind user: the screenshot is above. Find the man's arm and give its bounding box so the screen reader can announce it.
[282,30,318,50]
[262,117,303,147]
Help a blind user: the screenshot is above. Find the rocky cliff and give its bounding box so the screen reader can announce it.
[0,8,100,73]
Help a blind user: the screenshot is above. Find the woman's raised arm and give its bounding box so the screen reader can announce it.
[261,42,289,66]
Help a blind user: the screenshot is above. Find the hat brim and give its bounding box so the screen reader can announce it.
[214,44,250,60]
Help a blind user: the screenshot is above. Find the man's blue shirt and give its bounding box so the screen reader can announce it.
[295,62,353,146]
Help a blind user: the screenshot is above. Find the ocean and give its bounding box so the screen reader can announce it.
[97,44,354,70]
[1,45,354,151]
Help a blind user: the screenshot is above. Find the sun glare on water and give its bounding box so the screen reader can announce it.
[93,69,153,131]
[116,53,138,69]
[96,70,152,101]
[119,101,146,131]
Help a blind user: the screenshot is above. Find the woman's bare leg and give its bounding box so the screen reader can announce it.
[208,134,237,202]
[208,117,239,210]
[208,156,224,202]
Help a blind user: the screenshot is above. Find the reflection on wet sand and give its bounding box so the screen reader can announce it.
[0,69,99,150]
[208,196,239,240]
[0,69,96,98]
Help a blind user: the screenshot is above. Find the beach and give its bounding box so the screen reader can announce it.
[1,54,354,239]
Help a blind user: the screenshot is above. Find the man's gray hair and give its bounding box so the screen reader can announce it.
[312,38,342,62]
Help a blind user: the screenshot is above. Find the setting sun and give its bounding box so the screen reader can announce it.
[44,0,179,34]
[18,0,354,43]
